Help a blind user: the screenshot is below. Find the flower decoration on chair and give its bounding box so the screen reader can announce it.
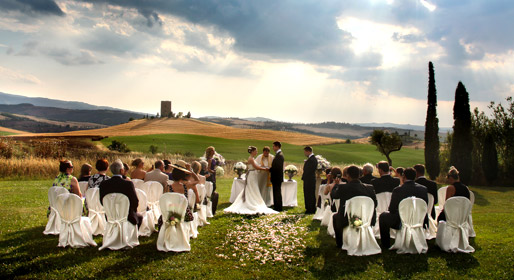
[233,162,247,179]
[167,211,182,227]
[350,215,363,229]
[324,199,331,208]
[284,165,298,181]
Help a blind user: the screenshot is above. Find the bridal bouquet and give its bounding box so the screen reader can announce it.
[350,215,363,228]
[216,166,225,177]
[315,155,331,171]
[233,162,247,179]
[284,165,298,181]
[167,211,182,227]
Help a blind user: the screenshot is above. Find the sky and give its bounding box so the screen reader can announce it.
[0,0,513,127]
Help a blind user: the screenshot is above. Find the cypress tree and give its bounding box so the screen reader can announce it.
[424,62,440,179]
[482,132,498,184]
[450,82,473,184]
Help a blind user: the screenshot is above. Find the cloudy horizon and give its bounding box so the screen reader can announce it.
[0,0,513,127]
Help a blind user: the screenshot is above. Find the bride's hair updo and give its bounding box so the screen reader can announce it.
[248,146,257,154]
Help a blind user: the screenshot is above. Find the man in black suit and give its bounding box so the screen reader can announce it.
[413,164,438,219]
[332,165,378,248]
[100,159,142,228]
[360,163,377,184]
[302,146,318,214]
[269,141,285,211]
[371,161,401,194]
[379,168,428,248]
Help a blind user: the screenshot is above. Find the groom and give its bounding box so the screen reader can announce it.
[270,141,284,211]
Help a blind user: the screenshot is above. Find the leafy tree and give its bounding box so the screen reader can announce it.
[177,112,183,118]
[450,82,473,184]
[107,140,130,153]
[149,145,158,154]
[345,139,351,144]
[482,132,498,184]
[425,61,440,179]
[156,112,160,118]
[370,129,403,166]
[186,111,191,118]
[488,97,514,179]
[128,117,134,122]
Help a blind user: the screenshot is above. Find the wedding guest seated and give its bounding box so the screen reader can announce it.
[332,165,377,248]
[395,167,404,184]
[360,163,377,184]
[88,159,110,190]
[414,164,438,219]
[192,161,206,185]
[379,168,428,248]
[121,163,131,180]
[321,168,332,185]
[78,163,92,182]
[130,158,146,180]
[437,166,471,222]
[371,161,400,194]
[324,167,342,196]
[163,160,174,180]
[53,160,82,197]
[199,160,209,177]
[99,159,141,228]
[144,160,170,192]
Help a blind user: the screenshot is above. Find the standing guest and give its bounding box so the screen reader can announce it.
[130,158,146,180]
[413,164,438,219]
[437,167,471,222]
[205,146,220,215]
[269,141,284,211]
[144,160,169,192]
[121,163,131,180]
[332,165,377,248]
[379,168,428,248]
[53,160,81,197]
[256,146,275,207]
[99,159,141,228]
[371,161,400,194]
[88,159,110,190]
[78,163,92,182]
[302,146,318,214]
[360,163,377,184]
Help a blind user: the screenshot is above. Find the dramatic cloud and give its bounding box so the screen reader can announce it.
[0,0,65,17]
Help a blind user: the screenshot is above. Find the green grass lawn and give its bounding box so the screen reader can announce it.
[101,134,424,167]
[1,179,513,279]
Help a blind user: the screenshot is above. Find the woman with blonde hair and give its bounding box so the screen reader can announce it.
[130,158,146,180]
[437,166,471,222]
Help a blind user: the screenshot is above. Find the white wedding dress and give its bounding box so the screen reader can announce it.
[224,160,278,215]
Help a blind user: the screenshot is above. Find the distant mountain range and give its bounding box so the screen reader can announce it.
[0,92,127,111]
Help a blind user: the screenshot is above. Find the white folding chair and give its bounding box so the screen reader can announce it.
[197,184,209,226]
[99,193,139,250]
[44,186,69,235]
[436,197,474,253]
[313,184,327,221]
[157,193,191,252]
[390,197,428,254]
[327,199,341,238]
[186,188,199,239]
[55,193,96,248]
[467,191,476,237]
[78,182,88,197]
[373,192,392,238]
[132,179,145,190]
[146,181,163,225]
[426,193,437,240]
[342,196,381,256]
[135,189,156,237]
[85,188,106,236]
[205,181,214,218]
[435,186,448,218]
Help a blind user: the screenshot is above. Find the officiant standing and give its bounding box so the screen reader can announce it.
[255,146,274,206]
[269,141,284,211]
[302,146,318,214]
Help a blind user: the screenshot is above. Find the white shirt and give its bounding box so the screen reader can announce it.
[276,149,282,154]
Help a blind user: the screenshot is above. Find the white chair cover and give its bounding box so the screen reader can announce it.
[137,181,151,197]
[468,191,476,237]
[436,197,474,253]
[157,193,191,252]
[204,181,214,218]
[78,182,88,197]
[321,198,337,227]
[55,193,96,248]
[390,197,428,254]
[435,186,448,217]
[132,179,145,190]
[326,199,340,238]
[135,189,156,237]
[197,184,209,226]
[342,196,381,256]
[426,193,437,240]
[44,186,69,235]
[186,188,199,239]
[313,184,328,220]
[146,181,163,225]
[86,188,106,236]
[373,192,392,238]
[99,193,139,250]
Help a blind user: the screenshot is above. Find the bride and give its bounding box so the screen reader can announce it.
[224,146,278,215]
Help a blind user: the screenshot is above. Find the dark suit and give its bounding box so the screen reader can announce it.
[379,180,428,248]
[415,177,438,219]
[270,151,285,211]
[371,175,400,194]
[302,155,318,214]
[332,179,378,248]
[360,173,377,184]
[99,176,141,227]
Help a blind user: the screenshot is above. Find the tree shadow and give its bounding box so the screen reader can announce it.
[471,190,490,206]
[382,250,429,279]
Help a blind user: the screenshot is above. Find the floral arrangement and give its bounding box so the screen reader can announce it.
[216,166,225,177]
[167,211,182,226]
[284,165,298,181]
[350,215,363,228]
[315,155,331,171]
[324,199,331,208]
[233,162,247,179]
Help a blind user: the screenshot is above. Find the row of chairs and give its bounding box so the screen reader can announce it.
[314,185,476,256]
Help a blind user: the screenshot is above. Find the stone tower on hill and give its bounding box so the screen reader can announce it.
[161,101,172,117]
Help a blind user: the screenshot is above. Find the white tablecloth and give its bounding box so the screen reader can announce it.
[230,178,297,207]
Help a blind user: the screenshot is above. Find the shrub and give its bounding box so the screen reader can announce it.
[149,145,159,154]
[107,140,131,153]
